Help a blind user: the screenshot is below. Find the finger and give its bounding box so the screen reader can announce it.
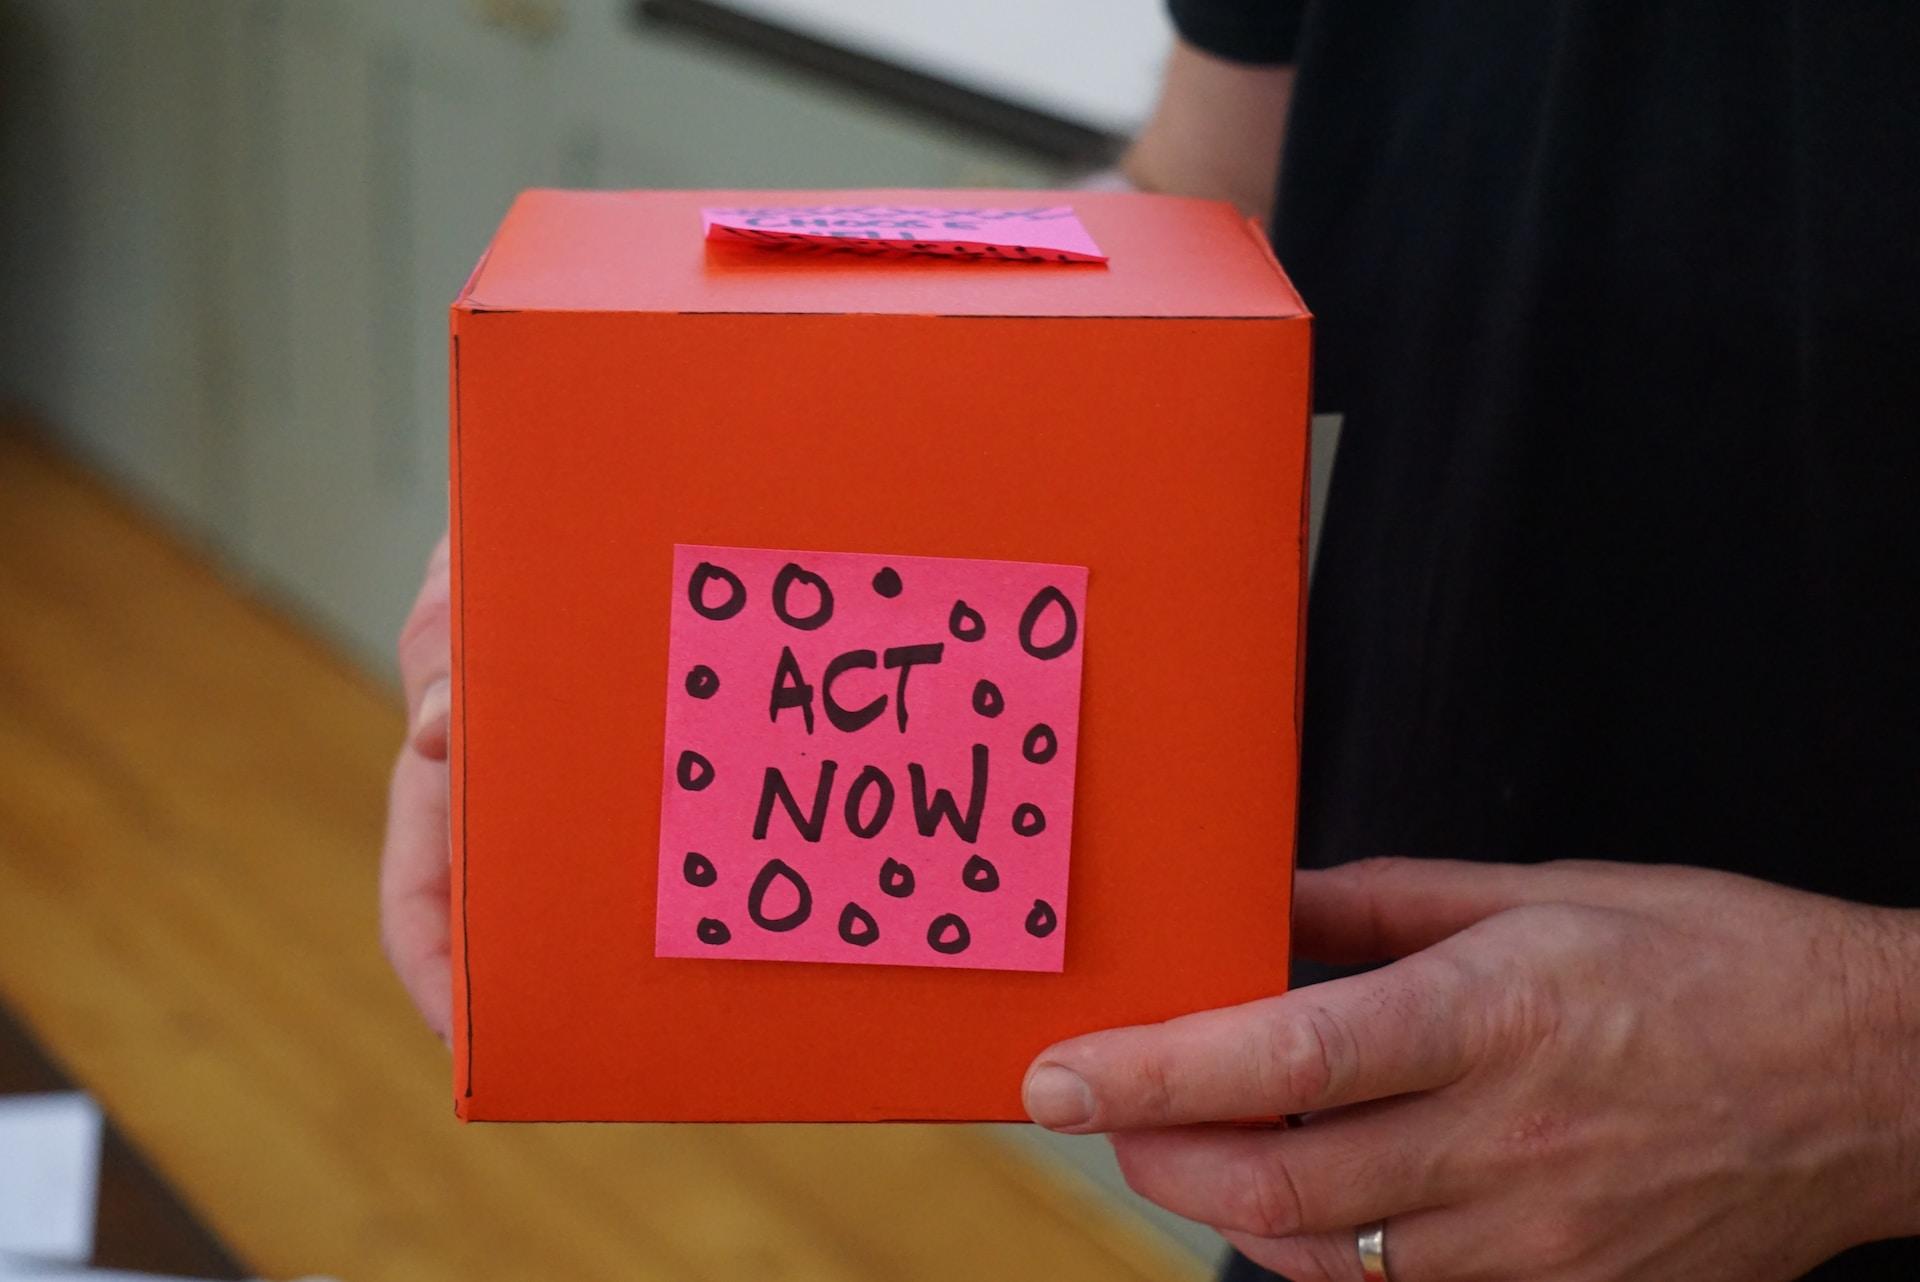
[398,534,451,759]
[1294,856,1647,964]
[1223,1206,1454,1282]
[410,677,451,760]
[1025,951,1479,1131]
[1222,1227,1367,1282]
[1108,1096,1467,1239]
[379,746,452,1042]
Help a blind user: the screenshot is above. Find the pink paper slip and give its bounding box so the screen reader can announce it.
[701,204,1107,263]
[656,544,1089,972]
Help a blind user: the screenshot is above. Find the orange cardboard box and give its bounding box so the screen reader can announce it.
[449,189,1311,1121]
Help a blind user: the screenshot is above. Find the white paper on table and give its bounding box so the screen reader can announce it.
[0,1092,104,1263]
[0,1267,339,1282]
[0,1261,229,1281]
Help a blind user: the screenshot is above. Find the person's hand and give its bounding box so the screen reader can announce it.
[1023,858,1920,1281]
[380,533,453,1041]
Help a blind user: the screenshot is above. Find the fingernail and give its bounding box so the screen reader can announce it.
[1024,1064,1093,1129]
[411,678,450,749]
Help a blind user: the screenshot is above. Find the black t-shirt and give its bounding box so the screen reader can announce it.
[1169,1,1920,1278]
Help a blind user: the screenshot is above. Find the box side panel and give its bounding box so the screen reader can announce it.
[1288,312,1315,985]
[455,310,1310,1120]
[448,313,473,1118]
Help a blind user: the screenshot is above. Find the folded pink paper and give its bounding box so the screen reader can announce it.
[701,204,1107,263]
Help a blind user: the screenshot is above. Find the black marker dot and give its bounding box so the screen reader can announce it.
[685,665,720,699]
[971,679,1004,718]
[1012,803,1047,837]
[1018,585,1079,660]
[682,851,717,887]
[1022,723,1058,765]
[697,917,732,945]
[948,600,986,642]
[676,749,715,791]
[771,562,835,631]
[871,567,902,598]
[687,562,746,621]
[838,901,880,947]
[1025,900,1057,938]
[879,858,916,898]
[927,913,971,955]
[747,858,813,932]
[961,854,1000,892]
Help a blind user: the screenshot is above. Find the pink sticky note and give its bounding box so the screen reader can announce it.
[700,204,1107,263]
[657,545,1088,972]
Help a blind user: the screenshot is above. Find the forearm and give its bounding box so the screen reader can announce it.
[1847,905,1920,1240]
[1123,38,1294,223]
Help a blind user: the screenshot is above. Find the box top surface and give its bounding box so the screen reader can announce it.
[458,188,1308,319]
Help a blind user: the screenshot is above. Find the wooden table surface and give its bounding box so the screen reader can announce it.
[0,426,1204,1282]
[0,1003,244,1278]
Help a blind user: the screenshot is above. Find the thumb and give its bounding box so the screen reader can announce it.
[398,534,452,760]
[1294,857,1626,964]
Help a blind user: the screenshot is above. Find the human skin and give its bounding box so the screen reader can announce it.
[1022,858,1920,1280]
[382,532,453,1042]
